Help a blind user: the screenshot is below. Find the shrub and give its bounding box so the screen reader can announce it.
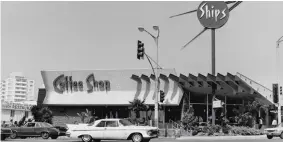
[222,125,230,134]
[229,126,263,135]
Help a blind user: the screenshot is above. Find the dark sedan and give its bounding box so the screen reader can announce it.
[10,122,66,139]
[1,127,12,140]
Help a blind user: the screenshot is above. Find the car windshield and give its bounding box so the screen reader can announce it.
[119,119,134,126]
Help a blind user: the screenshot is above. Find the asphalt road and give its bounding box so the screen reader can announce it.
[2,138,283,142]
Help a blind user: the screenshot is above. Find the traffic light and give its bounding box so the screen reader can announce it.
[273,84,279,103]
[137,40,145,60]
[280,86,282,95]
[160,90,165,103]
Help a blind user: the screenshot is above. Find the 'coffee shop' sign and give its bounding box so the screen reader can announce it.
[53,74,111,94]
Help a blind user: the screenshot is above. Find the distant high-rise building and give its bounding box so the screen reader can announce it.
[1,72,35,102]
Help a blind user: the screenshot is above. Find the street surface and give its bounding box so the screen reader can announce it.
[2,138,283,142]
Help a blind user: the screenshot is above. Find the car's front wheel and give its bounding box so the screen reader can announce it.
[267,135,273,139]
[132,133,143,142]
[81,135,92,142]
[41,132,50,139]
[10,131,17,139]
[280,132,283,139]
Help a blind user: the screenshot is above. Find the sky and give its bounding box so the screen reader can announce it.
[1,1,283,100]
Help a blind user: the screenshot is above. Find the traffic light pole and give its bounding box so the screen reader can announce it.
[277,36,283,125]
[138,26,160,128]
[155,37,160,128]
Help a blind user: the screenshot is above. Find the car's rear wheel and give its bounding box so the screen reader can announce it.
[132,133,143,142]
[1,134,6,140]
[280,132,283,139]
[10,131,17,139]
[81,135,92,142]
[51,136,58,139]
[267,135,273,139]
[41,132,50,139]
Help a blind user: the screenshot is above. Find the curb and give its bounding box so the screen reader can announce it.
[176,135,266,140]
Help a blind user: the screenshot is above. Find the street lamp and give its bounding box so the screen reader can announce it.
[138,26,160,128]
[277,36,283,125]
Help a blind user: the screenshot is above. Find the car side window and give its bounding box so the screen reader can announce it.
[106,121,118,127]
[35,123,41,128]
[27,123,35,127]
[96,121,106,127]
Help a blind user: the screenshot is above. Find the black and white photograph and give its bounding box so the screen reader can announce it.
[1,1,283,142]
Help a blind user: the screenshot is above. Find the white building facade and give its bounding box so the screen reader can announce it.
[1,101,35,122]
[1,72,35,102]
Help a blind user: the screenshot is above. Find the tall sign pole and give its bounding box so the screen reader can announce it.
[211,29,216,124]
[197,1,229,125]
[170,1,242,125]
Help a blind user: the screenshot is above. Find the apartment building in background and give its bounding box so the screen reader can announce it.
[1,72,35,102]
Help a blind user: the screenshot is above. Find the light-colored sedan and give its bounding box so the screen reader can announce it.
[264,123,283,139]
[66,119,159,142]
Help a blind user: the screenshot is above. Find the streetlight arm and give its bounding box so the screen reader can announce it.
[143,29,156,39]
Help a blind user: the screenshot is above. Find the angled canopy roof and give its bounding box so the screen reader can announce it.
[169,72,273,105]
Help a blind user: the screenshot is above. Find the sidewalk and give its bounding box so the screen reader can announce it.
[176,135,266,140]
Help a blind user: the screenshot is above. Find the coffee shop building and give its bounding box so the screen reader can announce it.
[37,68,277,127]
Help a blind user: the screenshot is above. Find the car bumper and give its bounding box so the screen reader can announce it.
[264,132,281,136]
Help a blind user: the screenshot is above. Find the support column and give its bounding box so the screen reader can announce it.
[207,94,209,124]
[188,92,191,109]
[265,109,270,128]
[224,96,227,120]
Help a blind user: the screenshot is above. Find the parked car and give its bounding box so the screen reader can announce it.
[10,122,66,139]
[66,118,159,142]
[264,123,283,139]
[1,127,12,140]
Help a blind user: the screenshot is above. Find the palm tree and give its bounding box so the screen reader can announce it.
[129,99,147,119]
[77,109,96,124]
[30,105,53,124]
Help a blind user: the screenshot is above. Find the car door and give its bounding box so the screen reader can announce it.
[103,120,126,140]
[20,122,35,136]
[89,121,105,139]
[33,123,43,136]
